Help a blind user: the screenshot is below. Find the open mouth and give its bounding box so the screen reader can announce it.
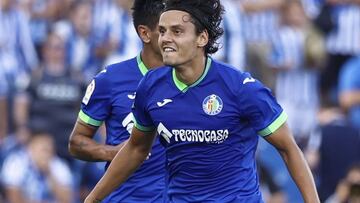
[163,47,176,52]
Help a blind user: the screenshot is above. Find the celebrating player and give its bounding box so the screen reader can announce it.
[68,0,166,202]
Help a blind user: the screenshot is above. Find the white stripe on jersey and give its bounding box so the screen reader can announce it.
[213,0,245,70]
[272,26,318,106]
[326,5,360,55]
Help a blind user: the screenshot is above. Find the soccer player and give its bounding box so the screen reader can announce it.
[68,0,166,202]
[85,0,320,202]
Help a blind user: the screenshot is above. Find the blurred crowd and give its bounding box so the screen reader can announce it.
[0,0,359,202]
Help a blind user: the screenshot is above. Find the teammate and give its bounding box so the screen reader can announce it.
[85,0,320,202]
[68,0,166,202]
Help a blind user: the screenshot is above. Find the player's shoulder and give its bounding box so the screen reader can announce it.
[140,66,171,88]
[212,59,256,89]
[104,57,137,75]
[93,57,137,82]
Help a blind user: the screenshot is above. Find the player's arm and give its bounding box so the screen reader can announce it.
[68,119,123,162]
[264,123,320,203]
[84,127,156,203]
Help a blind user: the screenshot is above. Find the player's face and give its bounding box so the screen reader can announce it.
[158,10,202,67]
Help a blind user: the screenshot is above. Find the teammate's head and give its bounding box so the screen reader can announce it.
[162,0,224,55]
[132,0,164,32]
[132,0,164,57]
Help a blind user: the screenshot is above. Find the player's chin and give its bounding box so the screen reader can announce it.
[163,56,176,66]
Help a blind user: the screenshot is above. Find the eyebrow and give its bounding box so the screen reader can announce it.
[159,24,184,29]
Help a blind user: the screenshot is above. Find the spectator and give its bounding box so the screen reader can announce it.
[269,0,325,146]
[306,101,360,201]
[0,0,39,87]
[104,0,142,65]
[338,55,360,128]
[325,163,360,203]
[1,132,73,203]
[238,0,285,89]
[15,31,84,163]
[54,0,100,84]
[213,0,245,69]
[16,0,59,57]
[318,0,360,103]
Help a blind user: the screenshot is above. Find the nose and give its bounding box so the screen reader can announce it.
[159,31,172,45]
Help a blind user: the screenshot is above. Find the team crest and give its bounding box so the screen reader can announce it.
[202,94,223,115]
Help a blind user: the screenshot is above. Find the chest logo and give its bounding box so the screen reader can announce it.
[202,94,223,115]
[127,92,136,100]
[157,99,172,107]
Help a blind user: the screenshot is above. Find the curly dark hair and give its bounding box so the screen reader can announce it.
[163,0,224,54]
[132,0,165,32]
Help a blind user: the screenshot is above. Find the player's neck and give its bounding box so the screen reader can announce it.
[174,55,207,86]
[140,47,163,70]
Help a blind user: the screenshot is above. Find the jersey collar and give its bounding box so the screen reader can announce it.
[172,57,212,93]
[136,53,148,76]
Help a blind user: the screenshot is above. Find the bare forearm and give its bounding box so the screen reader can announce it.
[86,142,149,202]
[279,147,320,203]
[69,134,123,162]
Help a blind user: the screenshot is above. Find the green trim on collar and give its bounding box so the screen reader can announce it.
[137,54,149,76]
[78,110,103,127]
[172,57,212,92]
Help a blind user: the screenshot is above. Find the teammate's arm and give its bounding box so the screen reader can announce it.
[84,127,156,203]
[264,123,320,203]
[68,119,123,162]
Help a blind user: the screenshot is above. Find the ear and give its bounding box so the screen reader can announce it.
[137,25,151,44]
[197,30,209,48]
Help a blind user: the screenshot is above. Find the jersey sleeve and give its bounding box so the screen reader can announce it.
[79,69,111,127]
[238,73,287,137]
[132,76,155,132]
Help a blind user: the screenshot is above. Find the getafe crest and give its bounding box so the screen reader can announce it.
[202,94,223,115]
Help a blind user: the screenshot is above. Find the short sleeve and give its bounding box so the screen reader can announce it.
[79,69,111,127]
[1,153,27,186]
[50,158,73,186]
[132,76,155,132]
[238,73,287,137]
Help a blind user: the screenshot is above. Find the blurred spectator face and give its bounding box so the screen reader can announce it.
[0,0,12,11]
[28,134,55,172]
[282,1,307,27]
[43,33,66,65]
[348,167,360,187]
[71,2,92,36]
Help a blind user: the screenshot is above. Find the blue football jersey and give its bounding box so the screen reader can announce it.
[79,55,166,202]
[133,58,287,203]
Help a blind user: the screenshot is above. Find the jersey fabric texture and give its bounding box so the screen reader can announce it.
[79,55,166,202]
[133,58,287,203]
